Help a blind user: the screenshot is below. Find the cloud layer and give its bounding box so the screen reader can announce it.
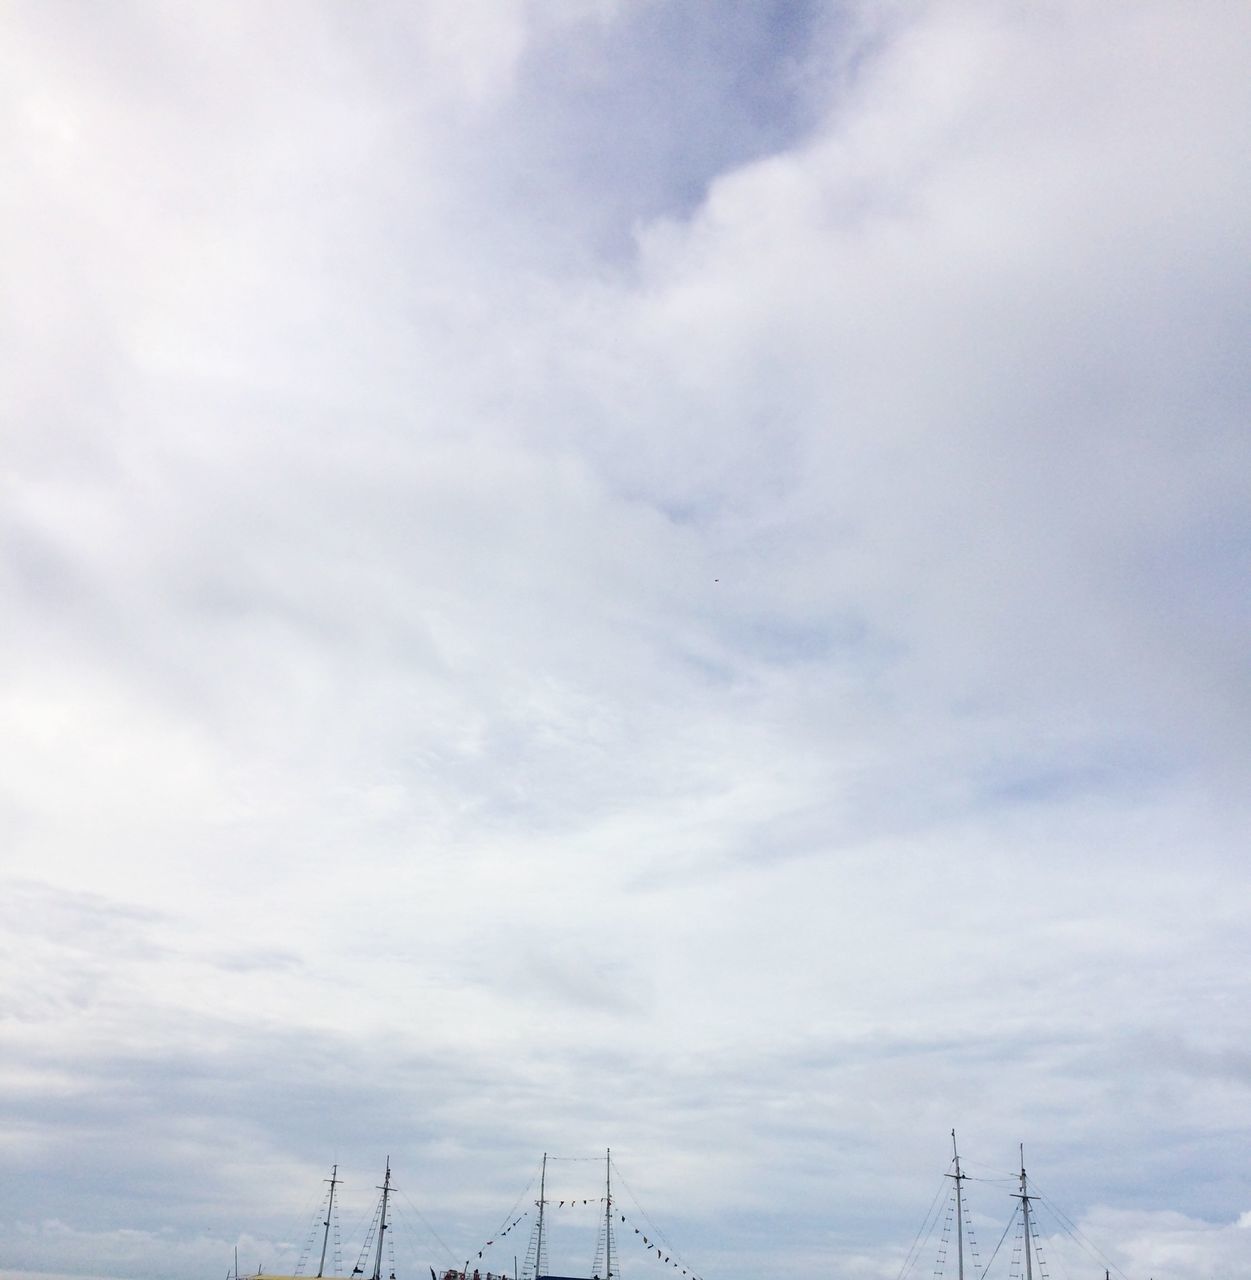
[3,4,1249,1280]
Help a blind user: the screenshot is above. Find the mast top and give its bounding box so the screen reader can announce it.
[947,1130,964,1181]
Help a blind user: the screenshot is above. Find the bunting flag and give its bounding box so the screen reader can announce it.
[468,1211,527,1260]
[494,1188,704,1280]
[615,1207,703,1280]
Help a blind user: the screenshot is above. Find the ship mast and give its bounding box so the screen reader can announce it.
[534,1153,548,1280]
[1013,1145,1034,1280]
[947,1132,966,1280]
[317,1165,340,1279]
[371,1159,392,1280]
[604,1149,614,1280]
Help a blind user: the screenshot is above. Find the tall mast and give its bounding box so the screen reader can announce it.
[371,1159,392,1280]
[947,1131,965,1280]
[604,1149,614,1280]
[1014,1145,1034,1280]
[317,1165,340,1279]
[534,1154,548,1280]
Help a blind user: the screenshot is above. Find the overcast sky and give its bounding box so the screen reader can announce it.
[3,3,1250,1280]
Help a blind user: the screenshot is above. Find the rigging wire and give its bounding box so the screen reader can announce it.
[1029,1188,1133,1280]
[980,1203,1019,1277]
[455,1204,532,1271]
[391,1190,459,1267]
[1034,1205,1073,1280]
[295,1172,348,1277]
[934,1187,955,1280]
[608,1158,702,1280]
[493,1178,537,1236]
[1027,1207,1051,1280]
[895,1173,952,1280]
[260,1175,338,1276]
[961,1194,986,1279]
[960,1159,1021,1182]
[339,1204,377,1265]
[350,1187,387,1278]
[293,1188,330,1276]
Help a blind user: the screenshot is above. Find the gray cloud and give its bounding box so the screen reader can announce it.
[3,3,1250,1280]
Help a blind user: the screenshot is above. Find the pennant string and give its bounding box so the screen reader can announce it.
[615,1206,703,1280]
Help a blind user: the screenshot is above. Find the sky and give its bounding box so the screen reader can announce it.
[2,2,1250,1280]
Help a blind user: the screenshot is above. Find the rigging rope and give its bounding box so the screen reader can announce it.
[895,1173,951,1280]
[1031,1189,1132,1280]
[284,1181,336,1276]
[981,1203,1018,1277]
[492,1178,536,1236]
[461,1209,531,1266]
[350,1190,385,1278]
[610,1163,681,1258]
[392,1190,459,1266]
